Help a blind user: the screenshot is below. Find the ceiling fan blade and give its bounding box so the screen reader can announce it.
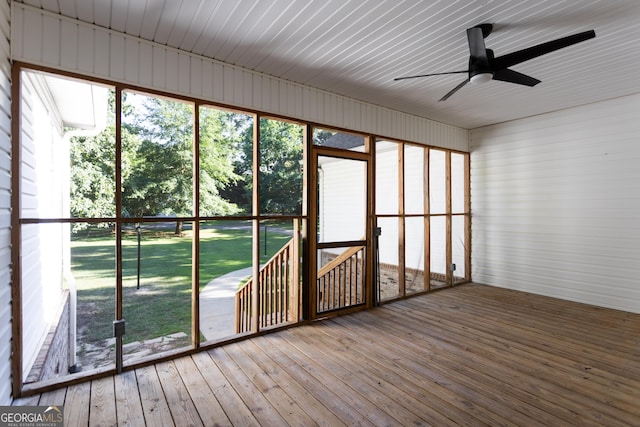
[467,27,489,67]
[439,79,469,102]
[394,70,467,81]
[492,68,541,86]
[493,30,595,70]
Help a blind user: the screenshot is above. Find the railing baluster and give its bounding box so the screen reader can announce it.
[276,251,282,324]
[235,234,300,332]
[314,246,365,314]
[285,244,291,321]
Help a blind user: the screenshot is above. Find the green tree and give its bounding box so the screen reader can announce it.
[198,107,248,216]
[70,126,116,222]
[231,118,303,214]
[70,92,250,235]
[259,119,304,214]
[70,90,141,233]
[122,96,247,233]
[123,96,194,226]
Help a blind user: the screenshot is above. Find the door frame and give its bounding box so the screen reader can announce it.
[306,139,374,320]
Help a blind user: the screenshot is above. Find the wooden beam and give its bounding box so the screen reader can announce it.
[423,147,430,291]
[252,115,260,333]
[300,125,311,320]
[365,135,374,308]
[445,151,452,286]
[114,88,123,320]
[192,104,200,348]
[464,153,471,281]
[307,127,318,320]
[290,219,300,322]
[11,62,23,397]
[398,144,405,297]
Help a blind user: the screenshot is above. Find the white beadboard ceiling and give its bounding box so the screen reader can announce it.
[15,0,640,129]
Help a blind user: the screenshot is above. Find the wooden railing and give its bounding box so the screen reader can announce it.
[235,228,299,333]
[317,245,365,313]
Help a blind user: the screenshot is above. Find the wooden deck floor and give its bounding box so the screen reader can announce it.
[14,283,640,426]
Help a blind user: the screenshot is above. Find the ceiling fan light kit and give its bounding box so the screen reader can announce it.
[394,23,596,101]
[470,72,493,84]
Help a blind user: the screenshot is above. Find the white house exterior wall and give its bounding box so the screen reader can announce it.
[19,73,67,380]
[10,3,469,152]
[318,158,366,244]
[471,93,640,314]
[0,0,10,407]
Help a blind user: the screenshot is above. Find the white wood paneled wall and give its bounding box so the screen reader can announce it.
[0,0,11,406]
[10,3,469,152]
[471,93,640,314]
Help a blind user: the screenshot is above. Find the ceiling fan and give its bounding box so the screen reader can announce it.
[394,24,596,101]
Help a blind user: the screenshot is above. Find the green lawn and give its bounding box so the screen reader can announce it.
[71,221,293,352]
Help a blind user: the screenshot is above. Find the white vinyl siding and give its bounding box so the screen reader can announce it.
[471,93,640,314]
[19,74,67,380]
[10,3,469,152]
[0,0,11,406]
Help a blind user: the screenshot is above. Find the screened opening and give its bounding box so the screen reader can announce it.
[375,140,470,301]
[15,66,468,393]
[16,69,306,388]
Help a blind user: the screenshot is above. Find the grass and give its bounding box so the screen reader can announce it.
[71,221,293,351]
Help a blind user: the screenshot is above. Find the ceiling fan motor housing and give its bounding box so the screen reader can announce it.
[469,48,494,83]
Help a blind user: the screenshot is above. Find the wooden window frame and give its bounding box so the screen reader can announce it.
[10,62,470,397]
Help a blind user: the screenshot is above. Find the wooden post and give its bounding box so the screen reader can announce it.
[398,144,406,297]
[306,126,317,320]
[464,153,471,281]
[191,104,200,348]
[300,124,310,321]
[365,135,374,308]
[114,87,123,373]
[424,147,431,291]
[445,151,452,286]
[252,115,260,333]
[11,63,23,396]
[291,219,300,322]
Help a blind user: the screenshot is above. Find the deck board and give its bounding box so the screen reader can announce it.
[191,351,258,426]
[253,334,373,425]
[114,370,145,427]
[223,342,317,426]
[211,346,289,426]
[135,365,174,426]
[63,381,90,426]
[172,355,230,426]
[236,339,346,426]
[13,284,640,426]
[89,376,117,427]
[155,360,204,427]
[37,386,66,407]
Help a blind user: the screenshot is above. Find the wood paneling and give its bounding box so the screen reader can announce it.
[0,0,10,406]
[13,284,640,425]
[16,1,640,129]
[10,3,469,152]
[471,93,640,313]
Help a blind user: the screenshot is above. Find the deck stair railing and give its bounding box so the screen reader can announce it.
[317,245,365,313]
[235,228,299,333]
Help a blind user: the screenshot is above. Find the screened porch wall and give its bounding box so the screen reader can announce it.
[10,3,469,152]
